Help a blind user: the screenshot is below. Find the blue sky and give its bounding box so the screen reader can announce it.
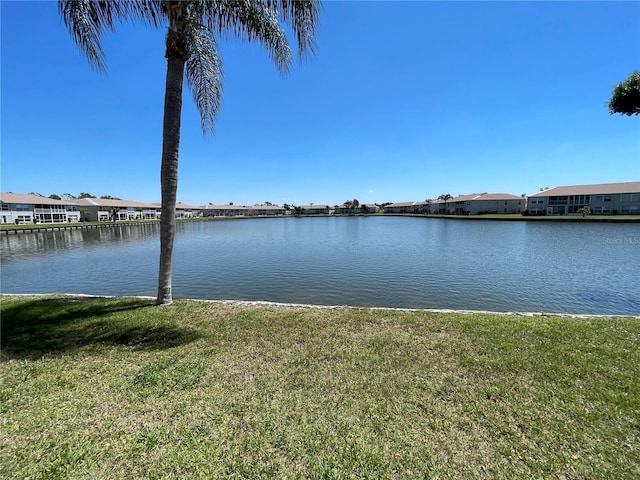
[2,1,639,207]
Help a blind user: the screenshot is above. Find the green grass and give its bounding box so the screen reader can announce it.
[1,295,639,479]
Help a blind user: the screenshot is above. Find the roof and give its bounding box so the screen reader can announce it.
[386,201,427,208]
[0,192,74,206]
[76,198,155,208]
[454,193,523,201]
[200,204,249,210]
[249,205,284,210]
[530,182,640,197]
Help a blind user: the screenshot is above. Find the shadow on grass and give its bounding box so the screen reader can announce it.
[1,296,202,361]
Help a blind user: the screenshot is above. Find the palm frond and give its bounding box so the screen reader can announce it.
[266,0,320,58]
[58,0,164,72]
[201,0,294,74]
[184,20,224,135]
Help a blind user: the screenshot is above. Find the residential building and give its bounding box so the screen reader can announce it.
[334,203,380,214]
[527,182,640,215]
[383,201,429,214]
[0,193,81,224]
[299,205,330,215]
[248,205,286,216]
[76,198,160,221]
[200,204,250,217]
[149,202,199,219]
[431,193,525,215]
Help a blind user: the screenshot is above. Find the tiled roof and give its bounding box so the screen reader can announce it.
[200,204,249,210]
[76,198,155,208]
[0,192,72,205]
[530,182,640,197]
[386,201,426,207]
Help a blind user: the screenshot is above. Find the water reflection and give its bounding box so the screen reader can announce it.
[1,218,639,315]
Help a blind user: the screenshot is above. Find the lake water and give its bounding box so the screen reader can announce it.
[1,217,639,315]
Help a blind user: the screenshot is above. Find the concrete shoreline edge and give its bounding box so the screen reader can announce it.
[3,293,638,319]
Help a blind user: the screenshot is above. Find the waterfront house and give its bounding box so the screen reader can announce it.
[334,203,380,214]
[383,202,429,214]
[149,202,199,219]
[248,205,286,216]
[527,182,640,216]
[299,205,331,215]
[434,193,525,215]
[200,204,250,217]
[0,193,81,224]
[76,198,159,221]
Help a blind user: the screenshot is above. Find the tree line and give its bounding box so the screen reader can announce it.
[26,192,122,201]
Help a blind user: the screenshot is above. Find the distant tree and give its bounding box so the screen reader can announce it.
[264,201,273,206]
[49,194,62,200]
[294,205,304,215]
[62,193,76,200]
[361,203,370,214]
[282,203,291,212]
[108,207,121,222]
[608,71,640,116]
[78,192,95,199]
[424,199,433,215]
[352,199,359,213]
[343,200,353,214]
[577,207,591,218]
[79,207,90,222]
[28,192,44,197]
[437,194,452,214]
[100,195,122,200]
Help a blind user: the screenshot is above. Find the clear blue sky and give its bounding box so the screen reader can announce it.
[2,1,639,207]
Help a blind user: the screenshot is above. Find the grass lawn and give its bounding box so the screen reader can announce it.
[1,295,638,479]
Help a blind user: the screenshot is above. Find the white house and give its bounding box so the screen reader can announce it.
[76,198,160,221]
[0,193,81,224]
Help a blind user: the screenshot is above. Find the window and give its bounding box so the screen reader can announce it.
[621,194,640,203]
[0,203,8,211]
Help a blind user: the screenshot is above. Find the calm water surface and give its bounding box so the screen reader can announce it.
[1,217,639,315]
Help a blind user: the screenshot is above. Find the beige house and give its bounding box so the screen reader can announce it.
[297,205,330,215]
[248,205,286,216]
[149,202,199,219]
[76,198,160,221]
[383,201,429,214]
[0,193,81,224]
[334,203,380,214]
[200,204,250,217]
[527,182,640,216]
[431,193,525,215]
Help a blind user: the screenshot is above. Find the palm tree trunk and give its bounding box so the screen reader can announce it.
[156,46,185,305]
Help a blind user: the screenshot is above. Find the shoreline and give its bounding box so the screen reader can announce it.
[4,293,638,319]
[2,213,640,234]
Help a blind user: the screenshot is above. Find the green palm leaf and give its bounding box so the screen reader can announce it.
[59,0,321,304]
